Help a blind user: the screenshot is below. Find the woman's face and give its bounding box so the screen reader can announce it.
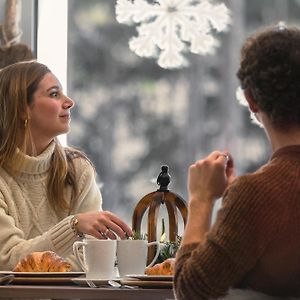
[27,72,74,144]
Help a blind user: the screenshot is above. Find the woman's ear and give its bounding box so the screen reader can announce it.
[244,89,259,113]
[20,107,30,121]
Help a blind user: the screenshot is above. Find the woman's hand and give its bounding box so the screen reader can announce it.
[74,211,132,240]
[188,151,236,205]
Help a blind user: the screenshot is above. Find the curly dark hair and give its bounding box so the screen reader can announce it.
[237,25,300,129]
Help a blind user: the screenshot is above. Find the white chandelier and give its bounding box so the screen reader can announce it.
[116,0,231,69]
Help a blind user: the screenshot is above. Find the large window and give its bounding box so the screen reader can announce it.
[38,0,300,226]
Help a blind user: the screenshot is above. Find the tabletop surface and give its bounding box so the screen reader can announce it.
[0,284,175,300]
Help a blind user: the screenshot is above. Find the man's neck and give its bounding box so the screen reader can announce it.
[266,126,300,152]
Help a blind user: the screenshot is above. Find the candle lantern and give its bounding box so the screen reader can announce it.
[132,165,188,264]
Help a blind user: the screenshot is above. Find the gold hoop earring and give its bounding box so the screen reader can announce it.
[24,119,28,128]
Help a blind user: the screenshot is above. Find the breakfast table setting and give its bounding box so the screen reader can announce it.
[0,240,176,300]
[0,166,184,300]
[0,232,176,300]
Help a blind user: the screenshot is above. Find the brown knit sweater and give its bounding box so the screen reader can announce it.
[174,145,300,300]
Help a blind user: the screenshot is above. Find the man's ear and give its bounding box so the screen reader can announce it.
[244,89,259,113]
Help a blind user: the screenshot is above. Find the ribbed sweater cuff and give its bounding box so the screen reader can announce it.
[176,243,198,260]
[50,215,80,256]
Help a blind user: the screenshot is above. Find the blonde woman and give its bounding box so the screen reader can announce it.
[0,61,132,271]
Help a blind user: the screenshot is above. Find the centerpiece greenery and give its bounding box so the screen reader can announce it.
[130,219,182,264]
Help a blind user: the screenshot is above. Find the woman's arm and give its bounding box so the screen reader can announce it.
[0,158,102,270]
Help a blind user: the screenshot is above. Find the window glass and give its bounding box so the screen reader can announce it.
[67,0,298,224]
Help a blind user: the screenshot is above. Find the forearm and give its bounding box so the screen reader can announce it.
[174,199,219,299]
[181,198,214,246]
[0,214,78,270]
[182,151,233,246]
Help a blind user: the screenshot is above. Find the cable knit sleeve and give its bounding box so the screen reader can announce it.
[48,157,103,268]
[0,189,65,270]
[174,174,285,300]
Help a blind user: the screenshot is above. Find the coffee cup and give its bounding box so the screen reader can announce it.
[73,239,117,279]
[117,240,160,276]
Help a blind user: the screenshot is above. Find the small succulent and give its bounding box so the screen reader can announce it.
[156,235,181,263]
[155,218,182,263]
[129,219,182,264]
[130,230,148,240]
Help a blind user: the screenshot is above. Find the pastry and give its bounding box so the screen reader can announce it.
[13,251,71,272]
[145,258,175,275]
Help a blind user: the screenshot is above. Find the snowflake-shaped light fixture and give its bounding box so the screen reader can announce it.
[115,0,231,69]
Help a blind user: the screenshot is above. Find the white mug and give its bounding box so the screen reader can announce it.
[73,239,117,279]
[117,240,160,276]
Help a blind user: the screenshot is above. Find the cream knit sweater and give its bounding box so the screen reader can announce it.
[0,141,102,271]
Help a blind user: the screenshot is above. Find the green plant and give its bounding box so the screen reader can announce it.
[129,219,182,264]
[156,235,182,263]
[130,230,148,240]
[154,218,182,263]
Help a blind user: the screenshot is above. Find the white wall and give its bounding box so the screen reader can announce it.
[37,0,68,145]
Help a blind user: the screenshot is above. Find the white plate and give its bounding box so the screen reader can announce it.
[0,271,85,277]
[72,277,121,287]
[124,274,173,281]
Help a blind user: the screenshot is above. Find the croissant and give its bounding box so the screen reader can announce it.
[145,258,175,275]
[13,251,71,272]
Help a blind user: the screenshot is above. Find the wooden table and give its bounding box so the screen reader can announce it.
[0,284,175,300]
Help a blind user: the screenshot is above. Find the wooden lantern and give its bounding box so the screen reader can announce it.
[132,165,188,263]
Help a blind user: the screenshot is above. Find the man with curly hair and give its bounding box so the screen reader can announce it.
[174,24,300,299]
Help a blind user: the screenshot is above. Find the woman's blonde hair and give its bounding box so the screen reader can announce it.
[0,60,90,214]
